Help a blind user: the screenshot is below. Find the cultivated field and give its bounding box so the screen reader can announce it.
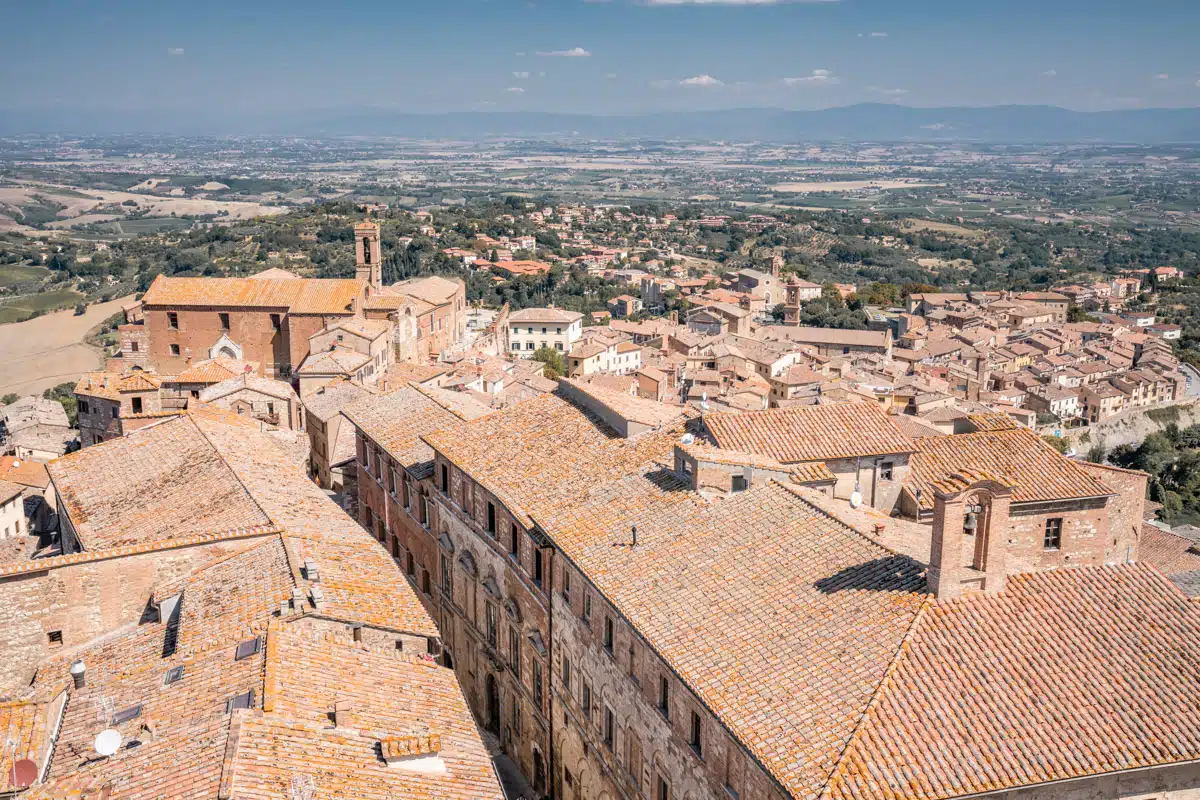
[0,289,85,324]
[0,184,288,231]
[0,295,134,397]
[770,180,941,193]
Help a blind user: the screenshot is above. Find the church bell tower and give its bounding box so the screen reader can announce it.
[354,219,383,290]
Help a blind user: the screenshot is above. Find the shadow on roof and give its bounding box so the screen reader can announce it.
[813,555,925,595]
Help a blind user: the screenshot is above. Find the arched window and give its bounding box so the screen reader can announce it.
[362,236,372,264]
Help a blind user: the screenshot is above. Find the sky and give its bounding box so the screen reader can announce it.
[2,0,1198,116]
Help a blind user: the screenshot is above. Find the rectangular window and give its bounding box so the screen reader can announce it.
[657,775,671,800]
[131,341,139,352]
[402,478,410,510]
[47,630,63,648]
[731,474,747,493]
[658,675,669,719]
[534,548,544,586]
[270,313,281,330]
[421,568,431,595]
[219,312,230,330]
[170,344,181,356]
[1044,517,1063,550]
[563,569,571,603]
[487,502,496,535]
[562,656,571,691]
[510,526,520,560]
[604,616,614,655]
[533,659,544,710]
[880,462,895,481]
[419,496,428,527]
[690,711,703,758]
[406,552,415,577]
[112,704,142,725]
[131,397,143,414]
[226,690,254,713]
[388,468,397,498]
[582,681,592,720]
[163,666,185,685]
[584,592,592,620]
[441,554,452,594]
[603,705,615,750]
[486,603,498,647]
[509,628,521,678]
[234,636,261,661]
[167,312,178,329]
[440,464,449,494]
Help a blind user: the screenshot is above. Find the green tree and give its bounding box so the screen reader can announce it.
[1,393,18,405]
[531,347,566,379]
[43,382,79,427]
[1042,435,1069,454]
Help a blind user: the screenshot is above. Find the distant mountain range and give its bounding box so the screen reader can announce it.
[3,104,1200,143]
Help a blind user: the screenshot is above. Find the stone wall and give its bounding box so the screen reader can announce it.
[0,536,270,693]
[551,557,787,800]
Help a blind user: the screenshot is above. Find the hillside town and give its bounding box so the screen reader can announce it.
[1,210,1199,800]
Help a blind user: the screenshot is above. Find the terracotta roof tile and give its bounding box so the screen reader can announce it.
[142,275,362,315]
[904,428,1114,510]
[704,403,916,463]
[539,479,926,800]
[829,564,1200,800]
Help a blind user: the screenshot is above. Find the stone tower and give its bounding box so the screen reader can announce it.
[354,220,383,290]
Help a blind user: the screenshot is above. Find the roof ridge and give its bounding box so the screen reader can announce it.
[187,414,275,526]
[820,594,934,800]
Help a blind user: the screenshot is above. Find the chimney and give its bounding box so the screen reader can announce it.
[70,660,86,689]
[304,559,320,582]
[310,586,326,610]
[334,699,357,729]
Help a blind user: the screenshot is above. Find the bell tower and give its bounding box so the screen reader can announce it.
[354,219,383,291]
[927,472,1014,600]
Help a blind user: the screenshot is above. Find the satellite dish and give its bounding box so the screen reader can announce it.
[849,491,863,509]
[9,759,36,788]
[95,729,123,757]
[680,433,695,445]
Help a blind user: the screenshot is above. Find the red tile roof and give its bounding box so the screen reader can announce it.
[704,402,916,462]
[829,564,1200,800]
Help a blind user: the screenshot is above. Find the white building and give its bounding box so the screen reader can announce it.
[507,308,584,356]
[0,479,25,539]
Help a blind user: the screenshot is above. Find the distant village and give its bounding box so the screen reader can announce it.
[1,206,1199,800]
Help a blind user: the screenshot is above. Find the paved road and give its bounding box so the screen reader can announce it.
[1181,363,1200,398]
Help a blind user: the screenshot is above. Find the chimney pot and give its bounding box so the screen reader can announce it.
[70,660,86,689]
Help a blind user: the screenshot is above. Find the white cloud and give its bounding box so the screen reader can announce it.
[167,47,185,56]
[679,74,724,87]
[868,86,909,98]
[784,68,837,86]
[506,87,525,93]
[515,52,527,56]
[606,73,619,79]
[1042,69,1057,77]
[537,47,591,57]
[869,31,887,37]
[513,71,531,79]
[1154,73,1169,80]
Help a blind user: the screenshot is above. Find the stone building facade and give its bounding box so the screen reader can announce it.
[131,275,367,378]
